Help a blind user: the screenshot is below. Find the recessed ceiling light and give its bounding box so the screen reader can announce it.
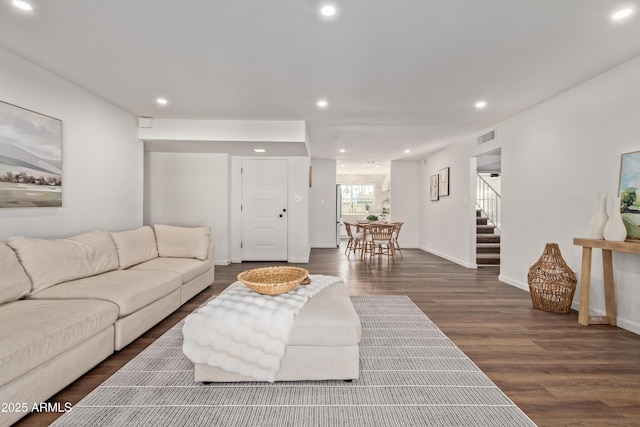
[156,98,168,105]
[339,149,346,153]
[253,148,266,153]
[611,8,633,20]
[404,149,411,154]
[12,0,33,11]
[317,99,328,108]
[475,101,487,109]
[320,5,336,17]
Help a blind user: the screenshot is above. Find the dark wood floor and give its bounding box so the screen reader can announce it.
[14,246,640,426]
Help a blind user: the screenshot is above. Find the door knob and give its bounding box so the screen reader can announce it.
[282,208,287,212]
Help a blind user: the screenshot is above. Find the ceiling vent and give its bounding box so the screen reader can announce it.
[477,130,495,145]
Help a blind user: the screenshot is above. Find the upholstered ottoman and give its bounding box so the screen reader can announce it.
[193,280,361,382]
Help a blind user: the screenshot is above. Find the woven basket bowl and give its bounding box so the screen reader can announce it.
[237,266,309,296]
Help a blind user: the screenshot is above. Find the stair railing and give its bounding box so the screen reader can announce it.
[476,174,501,232]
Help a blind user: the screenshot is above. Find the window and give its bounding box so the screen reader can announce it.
[341,184,374,213]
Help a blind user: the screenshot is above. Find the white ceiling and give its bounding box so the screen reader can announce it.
[1,1,639,161]
[338,160,390,176]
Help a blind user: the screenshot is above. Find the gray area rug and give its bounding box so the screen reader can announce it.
[52,295,536,426]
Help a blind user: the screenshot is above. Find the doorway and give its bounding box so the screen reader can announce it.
[241,159,288,261]
[336,161,391,240]
[475,149,501,266]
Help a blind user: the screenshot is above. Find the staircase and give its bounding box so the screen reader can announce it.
[476,209,500,266]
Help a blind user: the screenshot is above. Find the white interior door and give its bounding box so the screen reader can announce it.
[241,159,288,261]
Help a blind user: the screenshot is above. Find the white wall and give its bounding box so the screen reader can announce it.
[420,141,477,267]
[287,157,311,262]
[144,152,230,264]
[310,160,338,248]
[0,46,142,240]
[498,55,640,333]
[390,160,420,248]
[420,55,640,334]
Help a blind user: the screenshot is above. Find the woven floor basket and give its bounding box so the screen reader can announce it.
[527,243,577,313]
[237,266,309,296]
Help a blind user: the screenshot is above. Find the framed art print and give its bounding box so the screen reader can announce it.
[430,174,439,201]
[438,167,450,197]
[0,101,62,208]
[619,150,640,239]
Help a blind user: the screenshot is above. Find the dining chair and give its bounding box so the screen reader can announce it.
[344,222,363,258]
[392,222,404,258]
[363,224,396,264]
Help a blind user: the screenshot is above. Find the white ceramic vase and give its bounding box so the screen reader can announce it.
[588,192,608,239]
[603,196,627,242]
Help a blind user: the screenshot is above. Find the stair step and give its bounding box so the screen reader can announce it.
[477,234,501,243]
[476,243,501,254]
[476,253,500,265]
[476,225,496,234]
[476,207,500,264]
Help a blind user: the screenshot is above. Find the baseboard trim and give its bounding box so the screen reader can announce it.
[497,275,529,292]
[288,257,310,263]
[419,246,476,269]
[228,257,310,263]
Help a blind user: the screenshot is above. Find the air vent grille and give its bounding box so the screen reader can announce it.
[477,130,495,145]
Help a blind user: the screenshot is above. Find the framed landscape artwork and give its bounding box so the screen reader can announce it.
[430,174,439,201]
[0,101,62,208]
[438,167,450,197]
[619,150,640,240]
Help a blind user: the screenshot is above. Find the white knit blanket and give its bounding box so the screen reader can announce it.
[182,274,343,382]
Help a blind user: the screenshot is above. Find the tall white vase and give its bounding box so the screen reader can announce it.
[588,192,608,239]
[603,196,627,242]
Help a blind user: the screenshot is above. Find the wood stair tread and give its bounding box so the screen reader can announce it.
[476,253,501,265]
[477,225,497,234]
[477,243,501,254]
[477,234,501,241]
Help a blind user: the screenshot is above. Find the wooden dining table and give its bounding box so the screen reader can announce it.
[344,221,398,261]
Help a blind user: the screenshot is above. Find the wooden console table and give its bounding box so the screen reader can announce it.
[573,238,640,326]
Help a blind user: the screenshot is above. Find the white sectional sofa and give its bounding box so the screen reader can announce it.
[0,224,214,427]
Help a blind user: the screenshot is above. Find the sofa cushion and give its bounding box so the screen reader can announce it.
[129,257,210,284]
[6,231,119,294]
[154,224,210,260]
[0,243,31,304]
[288,282,361,347]
[110,226,159,269]
[27,269,182,317]
[0,299,118,387]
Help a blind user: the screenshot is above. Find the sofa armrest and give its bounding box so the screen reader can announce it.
[207,244,215,264]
